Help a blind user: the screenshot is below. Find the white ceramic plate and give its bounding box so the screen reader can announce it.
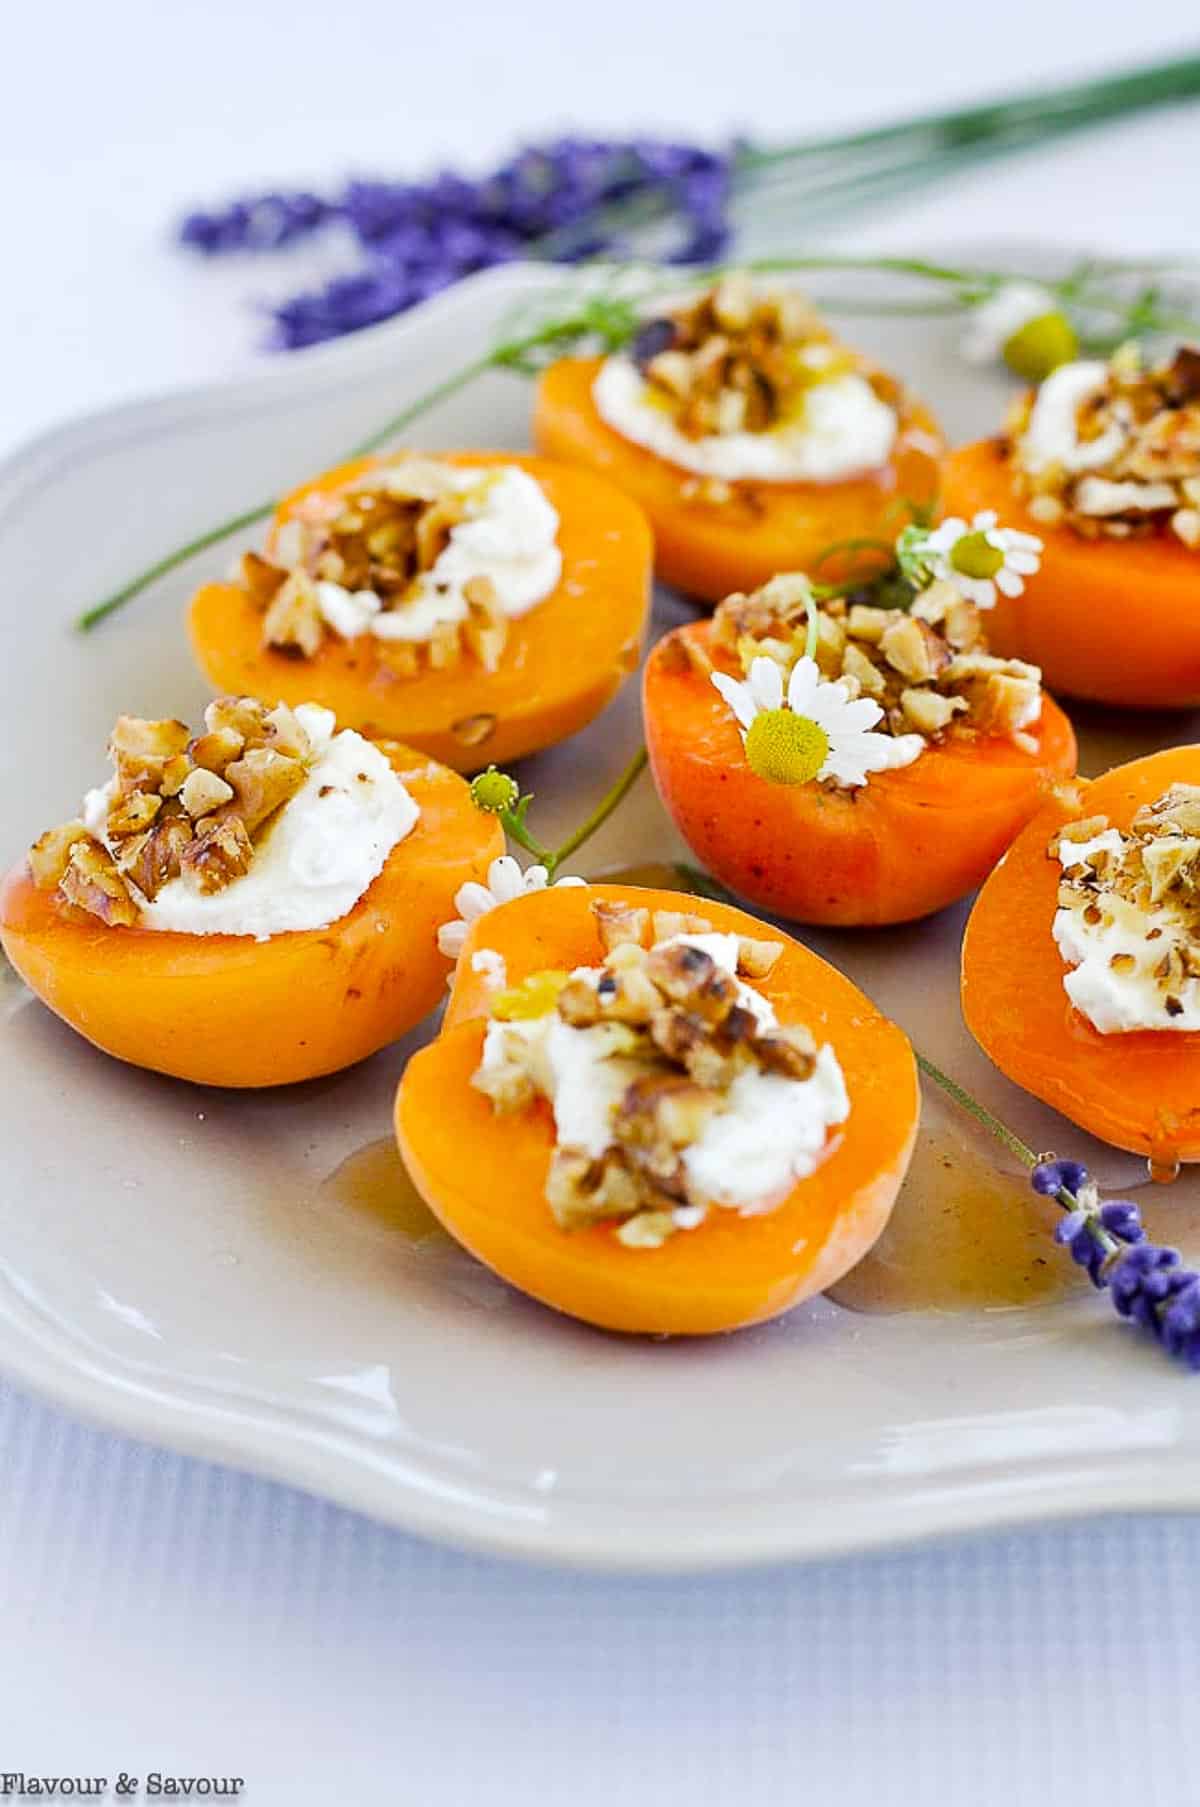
[4,260,1200,1572]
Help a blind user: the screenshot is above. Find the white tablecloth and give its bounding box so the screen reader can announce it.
[3,2,1199,1798]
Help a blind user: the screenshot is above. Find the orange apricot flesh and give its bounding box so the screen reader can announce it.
[533,355,945,602]
[962,746,1200,1161]
[189,451,654,772]
[942,438,1200,708]
[396,882,919,1335]
[642,618,1078,926]
[0,743,503,1088]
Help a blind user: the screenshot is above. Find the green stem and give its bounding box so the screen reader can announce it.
[77,502,277,631]
[343,350,495,458]
[544,745,649,878]
[739,50,1200,173]
[913,1052,1038,1170]
[75,312,622,633]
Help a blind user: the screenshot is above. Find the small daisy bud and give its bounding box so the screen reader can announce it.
[470,767,521,814]
[1002,311,1078,384]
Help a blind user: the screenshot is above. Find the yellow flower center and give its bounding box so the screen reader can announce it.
[950,530,1005,581]
[744,709,830,785]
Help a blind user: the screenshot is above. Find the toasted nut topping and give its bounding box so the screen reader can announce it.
[734,935,784,978]
[223,748,306,834]
[106,791,162,840]
[118,815,193,900]
[899,687,967,736]
[160,753,193,798]
[108,716,190,796]
[187,726,245,775]
[262,703,312,761]
[1012,343,1200,546]
[179,767,235,819]
[634,280,861,443]
[880,616,949,684]
[180,815,254,895]
[204,696,270,743]
[473,899,839,1243]
[238,550,288,609]
[263,569,323,658]
[28,821,91,890]
[593,899,651,953]
[59,840,139,926]
[650,909,713,943]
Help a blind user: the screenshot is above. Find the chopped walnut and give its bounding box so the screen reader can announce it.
[239,458,540,676]
[262,569,323,658]
[222,748,306,834]
[1010,343,1200,546]
[1053,789,1200,1019]
[472,902,825,1242]
[710,572,1043,755]
[28,821,92,891]
[105,790,162,841]
[58,840,139,927]
[117,815,193,900]
[109,716,190,797]
[237,550,288,609]
[179,767,235,819]
[593,898,651,954]
[180,815,254,895]
[631,281,879,443]
[878,616,950,684]
[27,694,324,927]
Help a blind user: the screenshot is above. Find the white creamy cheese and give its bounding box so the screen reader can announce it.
[1052,830,1200,1033]
[87,704,419,940]
[317,465,562,645]
[592,354,897,483]
[477,933,850,1215]
[1021,360,1128,474]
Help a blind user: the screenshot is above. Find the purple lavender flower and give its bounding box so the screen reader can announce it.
[178,136,737,350]
[1032,1157,1090,1196]
[1035,1160,1200,1367]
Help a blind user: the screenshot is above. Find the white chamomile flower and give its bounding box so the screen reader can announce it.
[960,282,1078,382]
[436,856,585,959]
[919,510,1043,609]
[711,656,924,791]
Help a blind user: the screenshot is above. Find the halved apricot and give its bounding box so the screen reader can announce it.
[533,356,944,602]
[0,742,502,1087]
[642,618,1078,926]
[942,439,1200,708]
[962,747,1200,1159]
[189,451,653,771]
[395,882,918,1335]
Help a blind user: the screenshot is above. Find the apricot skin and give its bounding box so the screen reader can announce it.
[534,355,945,603]
[643,619,1079,927]
[189,451,654,772]
[396,882,919,1336]
[0,744,503,1088]
[962,747,1200,1160]
[943,438,1200,709]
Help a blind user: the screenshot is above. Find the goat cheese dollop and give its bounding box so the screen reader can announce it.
[1052,829,1200,1033]
[592,353,897,483]
[315,465,562,644]
[84,704,419,940]
[1020,360,1127,475]
[478,932,849,1213]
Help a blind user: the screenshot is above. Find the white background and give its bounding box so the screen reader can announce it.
[4,2,1200,1801]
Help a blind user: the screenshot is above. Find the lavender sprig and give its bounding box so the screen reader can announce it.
[182,139,733,349]
[178,53,1200,351]
[918,1056,1200,1371]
